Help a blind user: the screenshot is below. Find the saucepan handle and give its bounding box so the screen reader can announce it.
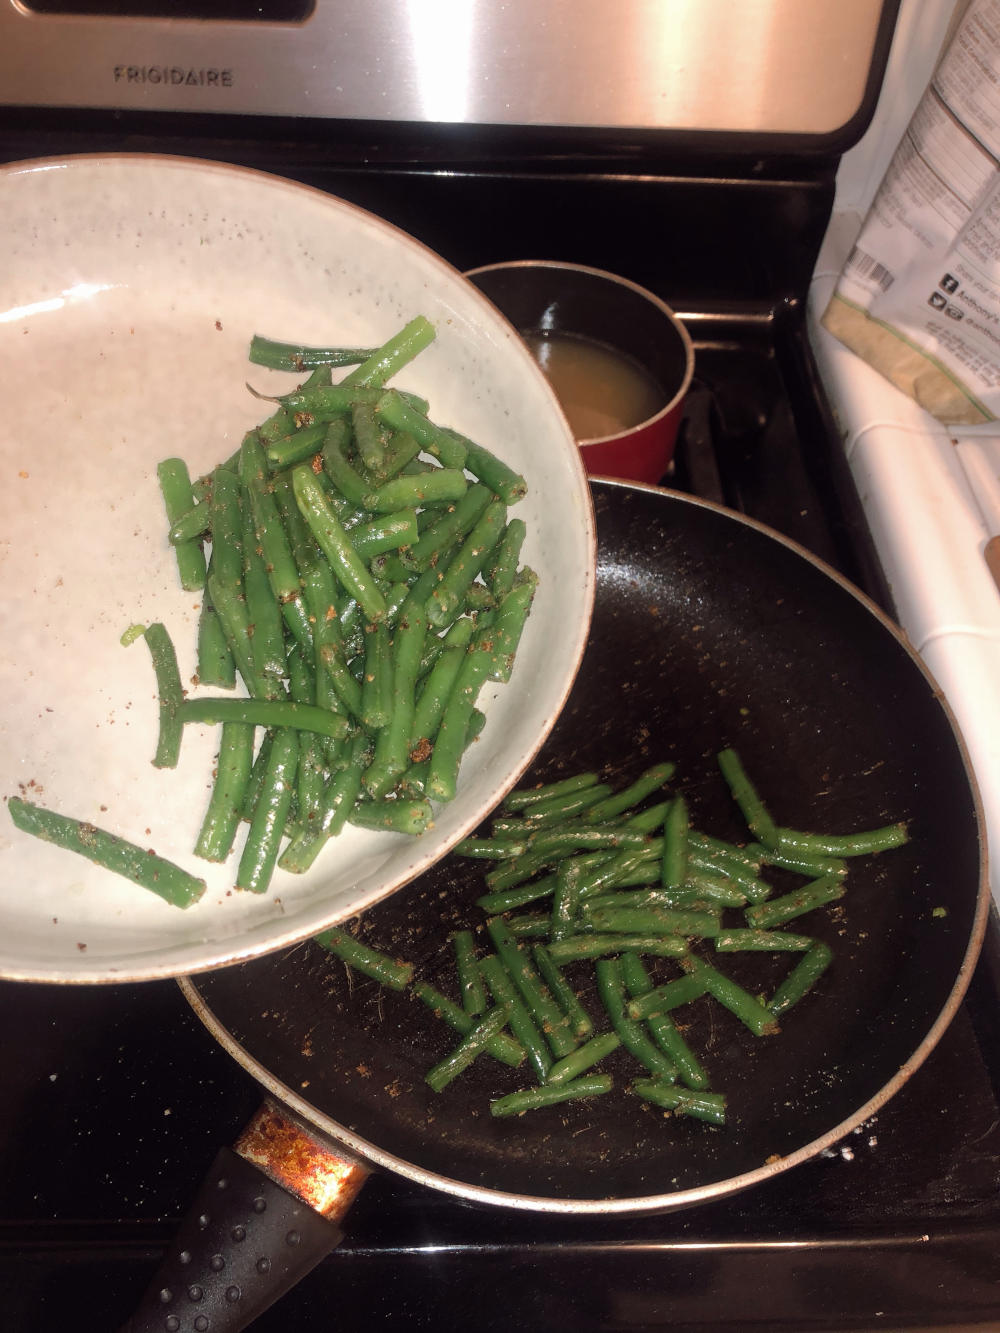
[119,1100,369,1333]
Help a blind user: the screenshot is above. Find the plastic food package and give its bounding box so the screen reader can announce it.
[823,0,1000,425]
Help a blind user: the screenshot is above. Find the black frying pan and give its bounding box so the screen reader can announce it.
[125,481,989,1330]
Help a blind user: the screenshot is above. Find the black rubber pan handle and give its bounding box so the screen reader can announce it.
[119,1103,368,1333]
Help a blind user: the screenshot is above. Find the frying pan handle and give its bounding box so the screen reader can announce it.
[119,1102,369,1333]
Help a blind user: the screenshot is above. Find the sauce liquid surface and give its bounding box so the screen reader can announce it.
[523,330,665,440]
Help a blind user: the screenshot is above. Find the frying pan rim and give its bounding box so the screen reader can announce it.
[180,480,991,1216]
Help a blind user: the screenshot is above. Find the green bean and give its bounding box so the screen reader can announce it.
[348,399,384,473]
[364,467,468,514]
[583,763,675,823]
[271,469,322,579]
[142,622,184,769]
[207,464,244,595]
[545,934,689,964]
[374,389,467,469]
[280,592,315,658]
[505,772,601,810]
[320,419,373,508]
[680,956,778,1037]
[715,929,813,953]
[486,916,577,1059]
[265,420,328,470]
[549,857,583,943]
[485,518,527,602]
[624,801,673,835]
[744,840,847,881]
[279,737,369,872]
[774,823,909,858]
[515,783,614,828]
[595,956,678,1079]
[661,794,690,891]
[475,876,559,915]
[446,431,528,506]
[504,912,556,937]
[374,429,422,484]
[292,464,388,622]
[426,499,507,629]
[528,825,655,858]
[456,837,530,859]
[479,952,551,1082]
[403,482,493,572]
[168,501,210,546]
[632,1079,726,1126]
[315,925,415,990]
[450,930,487,1015]
[347,510,419,564]
[241,508,286,680]
[625,972,709,1022]
[318,639,364,720]
[532,943,595,1039]
[412,980,525,1067]
[349,796,432,836]
[363,591,428,798]
[7,797,206,909]
[767,941,834,1018]
[338,315,436,389]
[248,335,375,372]
[194,721,255,862]
[196,598,236,689]
[360,621,393,731]
[424,631,496,803]
[410,620,475,749]
[490,1074,613,1118]
[157,457,207,591]
[235,728,298,894]
[584,905,722,938]
[716,747,779,847]
[185,676,342,732]
[744,873,845,929]
[620,952,709,1090]
[425,1005,512,1093]
[240,431,302,603]
[545,1031,619,1085]
[241,730,274,820]
[679,867,751,908]
[276,382,382,421]
[286,645,326,823]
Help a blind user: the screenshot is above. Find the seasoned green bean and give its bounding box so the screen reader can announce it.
[479,952,552,1082]
[425,1005,512,1093]
[545,1031,620,1085]
[315,926,415,990]
[584,763,675,823]
[157,457,207,591]
[486,916,577,1059]
[532,942,595,1039]
[412,980,525,1067]
[545,934,689,964]
[744,873,845,929]
[348,797,432,836]
[180,697,350,742]
[142,622,185,770]
[680,956,778,1036]
[715,929,813,953]
[490,1074,613,1118]
[621,952,708,1090]
[596,956,678,1079]
[768,941,834,1018]
[194,720,255,862]
[632,1079,726,1126]
[292,464,388,622]
[717,747,779,847]
[7,797,206,909]
[775,823,909,858]
[235,728,298,893]
[248,334,375,372]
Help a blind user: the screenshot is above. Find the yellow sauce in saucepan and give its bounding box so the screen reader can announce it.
[522,330,666,440]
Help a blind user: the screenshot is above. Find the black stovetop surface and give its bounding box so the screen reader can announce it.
[1,126,999,1331]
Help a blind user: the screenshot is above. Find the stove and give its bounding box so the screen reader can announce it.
[2,0,999,1328]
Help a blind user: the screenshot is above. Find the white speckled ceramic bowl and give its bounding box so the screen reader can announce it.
[0,155,595,983]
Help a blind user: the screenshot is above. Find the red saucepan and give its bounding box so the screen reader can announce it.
[121,481,988,1332]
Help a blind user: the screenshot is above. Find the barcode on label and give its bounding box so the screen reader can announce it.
[847,246,895,292]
